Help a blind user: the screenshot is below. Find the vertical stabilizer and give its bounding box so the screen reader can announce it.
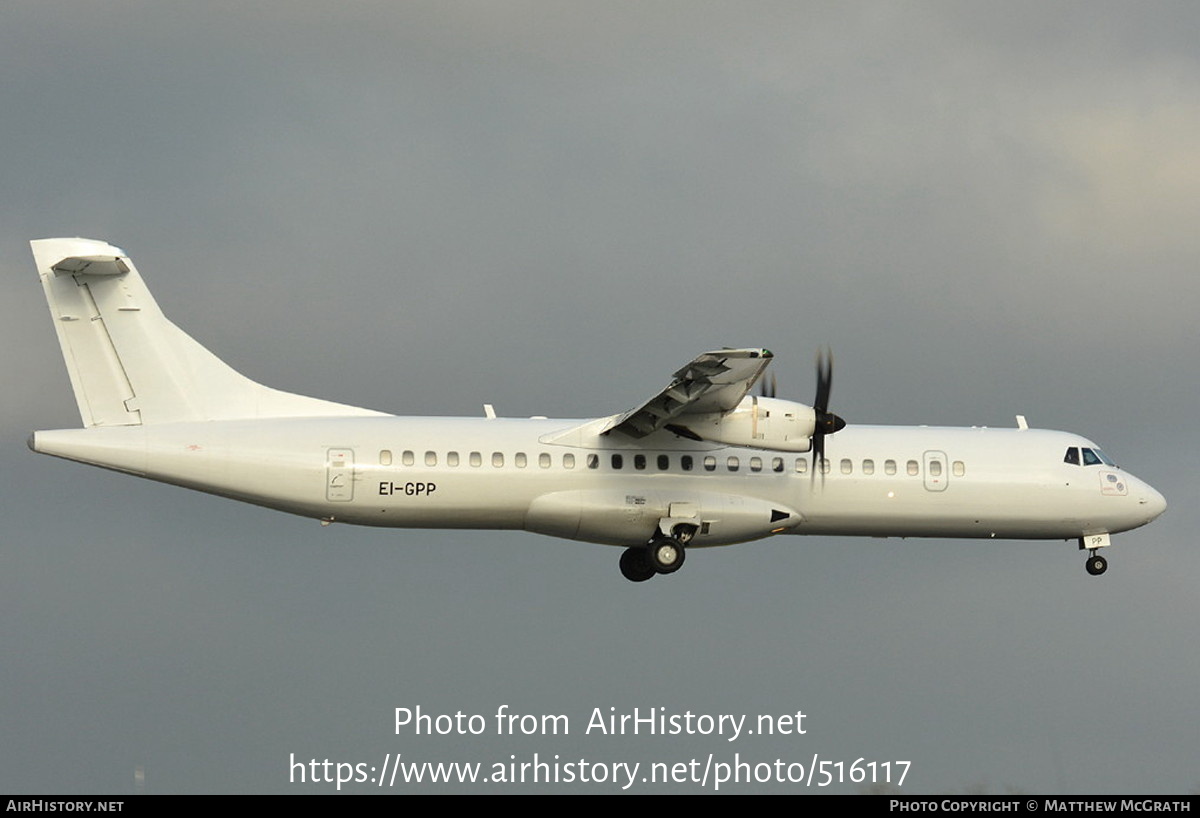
[31,238,388,427]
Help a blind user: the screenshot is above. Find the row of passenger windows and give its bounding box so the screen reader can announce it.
[377,449,966,477]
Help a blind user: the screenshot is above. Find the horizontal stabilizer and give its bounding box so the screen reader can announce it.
[51,255,130,277]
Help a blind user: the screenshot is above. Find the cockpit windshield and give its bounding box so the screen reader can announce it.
[1064,446,1115,467]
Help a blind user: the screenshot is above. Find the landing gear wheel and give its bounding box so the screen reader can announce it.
[619,547,656,583]
[1085,553,1108,576]
[648,537,686,574]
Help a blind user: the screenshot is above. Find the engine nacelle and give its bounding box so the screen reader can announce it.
[674,396,815,452]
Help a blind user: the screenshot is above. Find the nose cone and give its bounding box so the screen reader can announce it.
[1140,484,1167,522]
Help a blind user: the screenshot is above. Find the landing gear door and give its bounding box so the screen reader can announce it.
[923,450,948,492]
[327,448,355,502]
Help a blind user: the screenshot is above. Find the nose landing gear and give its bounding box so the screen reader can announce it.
[1085,552,1108,576]
[1079,533,1111,577]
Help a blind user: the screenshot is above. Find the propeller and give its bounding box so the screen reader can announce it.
[759,372,777,399]
[812,348,846,481]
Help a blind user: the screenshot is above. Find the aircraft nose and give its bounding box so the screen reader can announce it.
[1139,484,1167,521]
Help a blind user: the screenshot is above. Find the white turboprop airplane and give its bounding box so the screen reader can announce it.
[28,238,1167,582]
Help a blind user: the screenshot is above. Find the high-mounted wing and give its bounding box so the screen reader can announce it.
[601,348,774,439]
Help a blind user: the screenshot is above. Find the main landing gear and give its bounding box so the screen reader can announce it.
[618,546,657,582]
[1085,552,1108,576]
[619,526,695,583]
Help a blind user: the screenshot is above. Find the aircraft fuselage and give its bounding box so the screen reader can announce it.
[27,237,1167,580]
[31,417,1166,549]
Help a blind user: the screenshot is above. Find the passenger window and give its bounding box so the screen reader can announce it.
[469,451,482,467]
[447,452,460,467]
[953,461,965,477]
[633,454,646,470]
[538,453,551,468]
[515,452,527,468]
[1064,447,1080,466]
[820,458,831,474]
[611,454,624,469]
[657,454,669,470]
[727,456,740,472]
[563,453,575,469]
[772,457,784,473]
[907,460,919,476]
[587,454,599,469]
[704,456,717,472]
[379,450,393,466]
[863,459,874,475]
[492,452,505,468]
[750,457,762,472]
[884,459,897,475]
[929,460,942,476]
[425,451,437,467]
[840,458,852,475]
[795,458,808,474]
[680,455,693,471]
[402,450,415,467]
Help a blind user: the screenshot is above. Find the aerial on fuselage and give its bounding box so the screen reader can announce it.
[27,238,1166,582]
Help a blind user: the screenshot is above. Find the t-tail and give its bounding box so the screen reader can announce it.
[30,238,387,427]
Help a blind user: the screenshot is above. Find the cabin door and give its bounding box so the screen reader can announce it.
[326,448,355,501]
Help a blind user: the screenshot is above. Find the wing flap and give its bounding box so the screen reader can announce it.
[603,348,773,439]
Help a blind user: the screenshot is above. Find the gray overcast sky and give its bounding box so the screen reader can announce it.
[2,1,1196,794]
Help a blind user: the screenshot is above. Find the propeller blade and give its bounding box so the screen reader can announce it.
[810,347,846,484]
[812,428,825,486]
[814,348,832,412]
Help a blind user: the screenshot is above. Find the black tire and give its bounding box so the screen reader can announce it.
[648,537,686,574]
[619,547,656,582]
[1086,554,1108,576]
